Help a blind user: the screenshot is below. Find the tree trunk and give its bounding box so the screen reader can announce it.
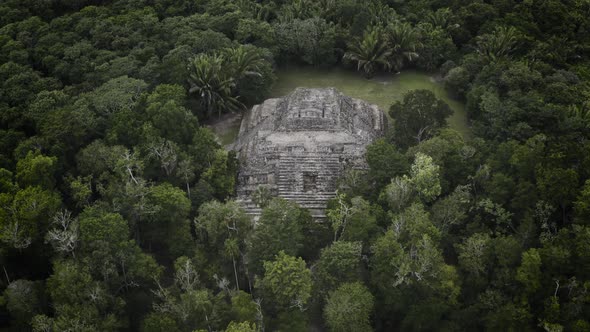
[232,255,240,291]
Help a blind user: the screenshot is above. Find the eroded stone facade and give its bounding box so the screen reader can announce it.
[230,88,386,219]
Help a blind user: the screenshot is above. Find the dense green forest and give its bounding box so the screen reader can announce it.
[0,0,590,331]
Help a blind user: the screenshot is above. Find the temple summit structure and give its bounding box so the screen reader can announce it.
[230,88,387,220]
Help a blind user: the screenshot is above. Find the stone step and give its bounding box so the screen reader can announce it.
[281,195,333,200]
[278,161,341,165]
[277,185,336,189]
[281,201,331,206]
[278,160,342,163]
[277,178,339,182]
[278,170,340,175]
[277,186,337,191]
[278,166,341,171]
[278,168,341,173]
[284,195,331,200]
[277,171,340,175]
[283,201,328,206]
[277,177,338,181]
[287,200,329,205]
[279,192,336,197]
[278,154,343,158]
[278,161,342,166]
[278,199,334,204]
[278,161,342,165]
[278,156,342,160]
[278,163,341,167]
[278,154,342,158]
[278,172,340,176]
[286,194,332,199]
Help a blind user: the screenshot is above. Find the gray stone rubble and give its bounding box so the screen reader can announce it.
[230,88,387,220]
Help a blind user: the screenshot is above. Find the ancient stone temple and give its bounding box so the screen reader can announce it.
[230,88,386,220]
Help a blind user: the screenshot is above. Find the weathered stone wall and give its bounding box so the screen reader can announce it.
[230,88,386,219]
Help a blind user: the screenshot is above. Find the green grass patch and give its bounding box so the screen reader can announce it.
[215,65,470,145]
[271,66,470,138]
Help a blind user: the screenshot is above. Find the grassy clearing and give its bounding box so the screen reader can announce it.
[271,66,470,138]
[212,66,470,145]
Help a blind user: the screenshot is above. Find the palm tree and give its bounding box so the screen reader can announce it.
[386,22,422,72]
[278,0,316,22]
[476,26,519,61]
[426,8,453,29]
[368,2,398,27]
[187,53,243,118]
[224,237,241,290]
[222,45,266,79]
[344,27,392,78]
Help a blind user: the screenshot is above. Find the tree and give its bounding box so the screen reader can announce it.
[236,18,276,48]
[190,127,220,175]
[202,149,237,199]
[251,185,272,208]
[327,192,352,242]
[573,179,590,225]
[536,166,578,224]
[141,312,180,332]
[186,45,274,117]
[187,53,242,118]
[222,46,266,80]
[324,282,374,332]
[371,203,444,287]
[44,260,125,331]
[0,186,61,249]
[223,46,276,105]
[247,198,308,274]
[386,22,421,72]
[45,209,78,257]
[15,150,57,189]
[196,200,250,249]
[425,8,454,30]
[444,66,471,98]
[0,62,60,128]
[225,321,257,332]
[274,17,337,66]
[146,139,179,177]
[389,89,452,148]
[86,76,148,118]
[370,203,460,329]
[416,23,456,71]
[150,256,225,331]
[431,184,471,233]
[344,26,391,78]
[516,248,542,294]
[146,182,192,256]
[3,279,44,328]
[257,251,312,310]
[327,194,379,244]
[145,84,198,146]
[382,176,414,213]
[366,139,409,192]
[313,241,363,299]
[78,206,162,292]
[408,130,473,194]
[230,291,258,324]
[455,233,492,278]
[476,26,519,61]
[195,200,251,290]
[409,152,442,203]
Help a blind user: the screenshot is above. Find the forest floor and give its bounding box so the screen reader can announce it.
[205,111,243,146]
